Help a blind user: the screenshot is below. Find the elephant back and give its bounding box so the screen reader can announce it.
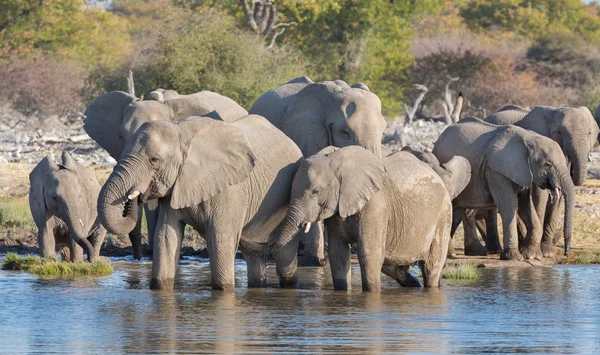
[249,77,313,128]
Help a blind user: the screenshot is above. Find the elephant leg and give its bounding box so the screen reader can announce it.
[150,208,184,291]
[90,225,106,259]
[487,171,523,261]
[299,222,326,267]
[38,221,56,258]
[327,228,351,291]
[381,264,421,287]
[274,233,300,288]
[244,253,267,288]
[129,208,144,260]
[463,209,488,256]
[357,227,385,292]
[542,194,564,258]
[484,209,502,254]
[448,207,462,257]
[70,230,96,262]
[144,202,160,255]
[421,209,450,288]
[474,212,487,244]
[69,238,84,262]
[517,191,543,260]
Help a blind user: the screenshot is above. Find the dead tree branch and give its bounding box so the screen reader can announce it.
[127,70,136,98]
[403,84,428,124]
[442,76,460,124]
[241,0,295,48]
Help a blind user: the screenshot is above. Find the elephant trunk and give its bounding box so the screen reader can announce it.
[557,169,575,256]
[239,207,301,256]
[98,155,148,236]
[566,138,587,186]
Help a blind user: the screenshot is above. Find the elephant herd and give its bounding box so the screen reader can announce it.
[28,76,600,292]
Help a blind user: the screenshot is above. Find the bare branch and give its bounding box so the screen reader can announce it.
[451,91,464,123]
[404,84,428,123]
[272,22,297,29]
[262,3,277,36]
[0,0,44,32]
[241,0,259,33]
[127,70,136,98]
[267,28,286,49]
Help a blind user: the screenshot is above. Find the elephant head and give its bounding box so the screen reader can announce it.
[98,117,256,235]
[262,146,385,254]
[29,152,97,258]
[594,103,600,144]
[520,106,599,186]
[486,127,575,255]
[280,82,386,158]
[83,90,248,160]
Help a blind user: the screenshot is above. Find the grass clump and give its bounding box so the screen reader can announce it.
[559,251,600,265]
[2,252,113,276]
[442,263,481,280]
[0,197,36,229]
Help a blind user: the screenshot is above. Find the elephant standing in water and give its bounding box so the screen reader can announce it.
[250,76,386,266]
[485,105,598,256]
[98,115,303,290]
[29,152,106,261]
[434,117,575,260]
[247,146,452,290]
[84,90,248,259]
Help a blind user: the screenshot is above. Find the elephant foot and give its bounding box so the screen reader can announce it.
[485,241,503,254]
[150,278,174,291]
[398,273,422,288]
[279,274,299,289]
[299,255,328,267]
[540,241,557,258]
[247,279,268,288]
[464,243,489,256]
[500,249,524,261]
[211,281,235,292]
[520,245,543,261]
[333,279,350,291]
[447,240,457,258]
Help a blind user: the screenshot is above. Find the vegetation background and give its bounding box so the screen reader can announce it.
[2,0,600,119]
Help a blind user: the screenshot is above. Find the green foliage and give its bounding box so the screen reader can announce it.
[83,6,307,108]
[461,0,600,40]
[2,252,113,276]
[442,263,481,280]
[0,0,131,68]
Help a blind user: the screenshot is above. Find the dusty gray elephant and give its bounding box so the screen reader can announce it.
[29,152,106,261]
[485,105,598,256]
[434,117,575,260]
[249,76,387,266]
[592,103,600,144]
[84,90,248,259]
[98,114,303,291]
[253,146,451,291]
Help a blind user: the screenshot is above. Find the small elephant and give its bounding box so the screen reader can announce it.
[259,146,451,291]
[434,117,575,260]
[84,90,248,259]
[97,115,303,291]
[29,152,106,261]
[249,76,387,266]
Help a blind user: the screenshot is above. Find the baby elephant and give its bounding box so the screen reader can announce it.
[284,146,452,291]
[29,152,106,261]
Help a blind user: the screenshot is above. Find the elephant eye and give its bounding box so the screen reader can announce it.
[342,131,351,140]
[311,188,320,196]
[544,162,553,168]
[150,157,160,164]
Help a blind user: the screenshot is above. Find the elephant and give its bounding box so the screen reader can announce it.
[594,103,600,144]
[249,76,387,266]
[29,152,106,261]
[433,117,575,260]
[84,90,248,259]
[97,114,304,291]
[255,146,451,291]
[485,105,598,256]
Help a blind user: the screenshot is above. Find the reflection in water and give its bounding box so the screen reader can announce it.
[0,258,599,354]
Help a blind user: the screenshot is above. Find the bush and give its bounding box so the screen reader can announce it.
[83,8,307,109]
[0,53,86,116]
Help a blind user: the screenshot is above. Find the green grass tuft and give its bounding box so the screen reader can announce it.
[0,197,36,229]
[442,263,481,280]
[559,251,600,265]
[2,252,113,276]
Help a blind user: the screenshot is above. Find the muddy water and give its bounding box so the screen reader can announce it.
[0,257,599,354]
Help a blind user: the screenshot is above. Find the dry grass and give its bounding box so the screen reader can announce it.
[2,252,113,276]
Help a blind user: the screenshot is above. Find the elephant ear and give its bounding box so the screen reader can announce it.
[316,146,339,156]
[29,154,59,226]
[442,156,471,199]
[60,151,78,171]
[487,127,533,188]
[84,91,136,159]
[328,147,386,218]
[351,82,370,91]
[170,117,256,209]
[282,83,338,156]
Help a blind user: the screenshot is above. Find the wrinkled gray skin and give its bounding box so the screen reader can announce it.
[249,76,386,266]
[594,103,600,144]
[98,115,303,291]
[434,117,575,260]
[268,146,451,291]
[29,152,106,261]
[400,147,471,200]
[84,90,248,259]
[485,105,598,256]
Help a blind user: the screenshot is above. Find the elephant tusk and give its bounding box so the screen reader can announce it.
[304,222,312,233]
[555,188,561,202]
[128,191,141,200]
[78,219,84,227]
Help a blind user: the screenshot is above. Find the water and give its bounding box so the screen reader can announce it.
[1,256,599,354]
